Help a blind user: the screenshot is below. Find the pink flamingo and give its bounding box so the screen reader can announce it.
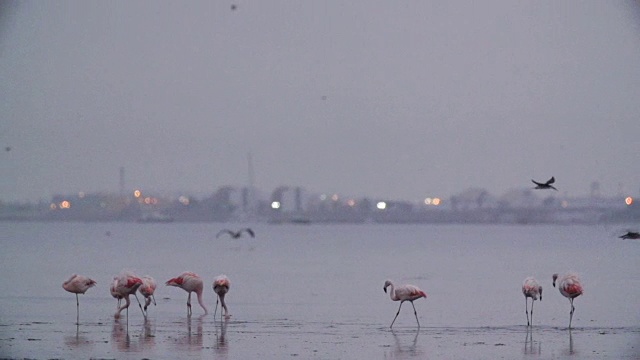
[553,273,583,328]
[383,280,427,328]
[112,271,144,320]
[166,272,208,316]
[522,277,542,326]
[62,274,96,323]
[212,275,231,320]
[110,277,123,309]
[139,276,157,316]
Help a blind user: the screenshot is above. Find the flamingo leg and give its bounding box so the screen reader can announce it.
[530,299,535,326]
[214,297,219,320]
[133,293,146,319]
[152,294,156,306]
[76,294,80,324]
[187,292,192,316]
[568,298,575,329]
[390,301,404,328]
[525,297,530,326]
[410,301,420,328]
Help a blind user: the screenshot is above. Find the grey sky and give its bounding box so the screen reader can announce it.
[1,1,639,203]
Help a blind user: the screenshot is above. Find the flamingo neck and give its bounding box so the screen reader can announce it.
[115,295,131,317]
[196,290,208,314]
[388,284,398,301]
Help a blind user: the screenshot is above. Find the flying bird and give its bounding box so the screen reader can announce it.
[532,177,558,191]
[553,273,583,328]
[62,274,96,323]
[166,272,208,316]
[216,228,255,239]
[619,231,640,240]
[112,271,144,320]
[383,280,427,328]
[213,275,231,320]
[522,277,542,326]
[139,276,157,316]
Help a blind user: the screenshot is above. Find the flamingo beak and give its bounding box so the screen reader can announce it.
[383,286,387,293]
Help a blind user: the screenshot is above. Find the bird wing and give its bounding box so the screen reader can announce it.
[531,179,543,186]
[216,229,232,238]
[243,228,255,237]
[546,176,555,185]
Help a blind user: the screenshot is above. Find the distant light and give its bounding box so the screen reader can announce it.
[331,194,339,201]
[144,197,151,204]
[561,200,569,208]
[134,190,141,198]
[60,200,71,209]
[625,197,633,206]
[78,192,85,198]
[271,201,281,209]
[50,203,57,210]
[319,194,327,201]
[179,196,190,206]
[424,198,432,205]
[376,201,387,210]
[432,198,441,206]
[347,199,356,207]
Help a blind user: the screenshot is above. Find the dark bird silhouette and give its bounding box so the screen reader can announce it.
[216,228,255,239]
[619,231,640,240]
[532,177,558,191]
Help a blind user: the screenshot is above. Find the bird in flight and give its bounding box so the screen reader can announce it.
[619,231,640,240]
[216,228,255,239]
[532,177,558,191]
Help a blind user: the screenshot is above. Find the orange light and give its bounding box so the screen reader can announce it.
[60,200,71,209]
[134,190,141,198]
[625,197,633,205]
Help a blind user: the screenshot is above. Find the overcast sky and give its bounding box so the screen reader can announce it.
[1,1,639,203]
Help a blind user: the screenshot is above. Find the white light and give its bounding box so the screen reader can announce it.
[271,201,281,209]
[376,201,387,210]
[424,197,432,205]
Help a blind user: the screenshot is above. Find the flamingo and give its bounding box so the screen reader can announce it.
[532,177,558,191]
[553,273,583,328]
[139,276,157,316]
[62,274,96,323]
[213,275,231,320]
[383,280,427,328]
[522,277,542,326]
[112,271,144,320]
[216,228,255,239]
[110,277,123,309]
[166,272,208,316]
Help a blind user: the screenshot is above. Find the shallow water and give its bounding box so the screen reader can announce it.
[0,222,638,359]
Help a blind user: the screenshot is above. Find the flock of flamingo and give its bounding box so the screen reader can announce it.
[63,181,608,331]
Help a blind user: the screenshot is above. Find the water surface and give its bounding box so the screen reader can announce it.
[0,222,638,358]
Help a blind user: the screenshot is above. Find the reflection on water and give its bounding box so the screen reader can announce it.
[214,318,229,359]
[523,327,542,355]
[384,330,424,359]
[172,315,205,351]
[111,319,132,352]
[565,329,575,356]
[111,318,156,352]
[64,323,93,348]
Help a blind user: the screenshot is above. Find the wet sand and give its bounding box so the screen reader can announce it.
[1,308,638,359]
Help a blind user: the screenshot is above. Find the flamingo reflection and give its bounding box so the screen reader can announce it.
[523,327,542,355]
[215,317,230,358]
[172,315,205,352]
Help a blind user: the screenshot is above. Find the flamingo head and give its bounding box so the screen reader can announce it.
[383,280,392,293]
[552,274,558,287]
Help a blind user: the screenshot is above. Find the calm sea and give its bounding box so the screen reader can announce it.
[0,222,638,359]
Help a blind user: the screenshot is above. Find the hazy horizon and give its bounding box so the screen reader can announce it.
[2,1,640,203]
